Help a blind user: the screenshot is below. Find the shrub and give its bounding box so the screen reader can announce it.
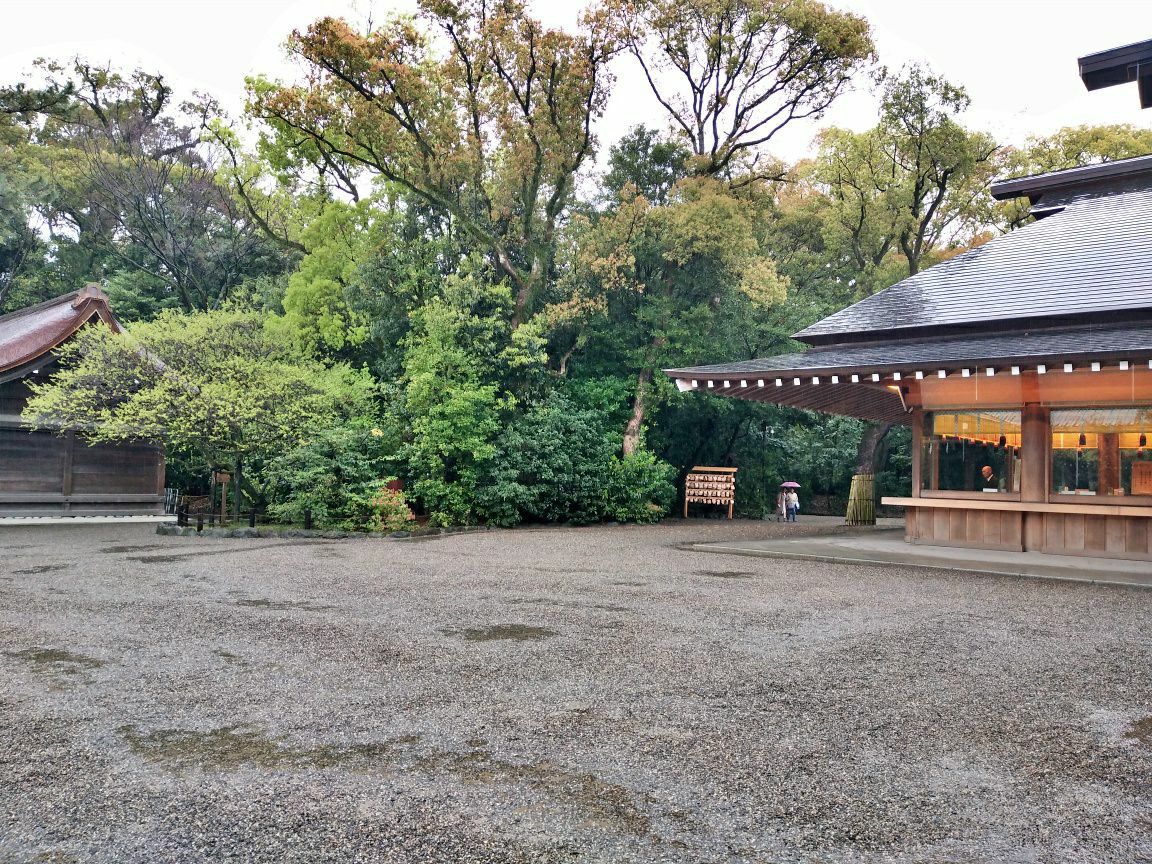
[366,484,416,533]
[263,421,398,531]
[478,390,676,526]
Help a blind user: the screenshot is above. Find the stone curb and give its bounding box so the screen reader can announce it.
[155,523,495,540]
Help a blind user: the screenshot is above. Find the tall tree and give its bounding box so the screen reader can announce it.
[800,66,998,516]
[567,173,787,455]
[249,0,616,327]
[1,61,290,314]
[607,0,874,184]
[812,65,998,294]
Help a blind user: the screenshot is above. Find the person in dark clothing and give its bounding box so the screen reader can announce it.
[980,465,999,491]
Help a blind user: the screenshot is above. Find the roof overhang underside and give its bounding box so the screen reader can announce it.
[664,323,1152,424]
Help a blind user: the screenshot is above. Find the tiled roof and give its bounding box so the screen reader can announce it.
[0,285,118,377]
[667,322,1152,377]
[795,170,1152,343]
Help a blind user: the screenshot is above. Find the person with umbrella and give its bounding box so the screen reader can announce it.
[775,487,787,522]
[781,481,801,522]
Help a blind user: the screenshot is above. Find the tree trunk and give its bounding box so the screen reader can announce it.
[846,421,893,525]
[622,369,653,457]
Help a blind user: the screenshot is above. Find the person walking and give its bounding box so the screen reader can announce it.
[786,488,800,522]
[775,489,788,522]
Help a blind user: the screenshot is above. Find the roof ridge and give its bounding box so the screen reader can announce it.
[0,289,83,325]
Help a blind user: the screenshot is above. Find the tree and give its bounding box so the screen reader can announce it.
[607,0,874,184]
[566,173,787,455]
[601,125,689,205]
[248,0,616,327]
[22,308,377,512]
[398,268,546,525]
[812,65,998,293]
[3,61,290,314]
[801,66,999,522]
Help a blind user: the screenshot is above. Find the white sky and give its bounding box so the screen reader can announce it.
[1,0,1150,167]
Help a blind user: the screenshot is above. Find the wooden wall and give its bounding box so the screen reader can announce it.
[0,378,164,516]
[905,504,1151,560]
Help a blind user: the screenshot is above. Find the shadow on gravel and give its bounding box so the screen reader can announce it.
[235,598,336,612]
[5,647,104,673]
[12,564,68,575]
[100,545,162,553]
[1125,717,1152,746]
[120,724,421,769]
[126,541,333,565]
[414,748,658,838]
[695,570,754,579]
[507,597,628,613]
[441,624,559,642]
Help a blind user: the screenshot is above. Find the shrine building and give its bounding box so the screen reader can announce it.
[0,285,165,517]
[665,152,1152,561]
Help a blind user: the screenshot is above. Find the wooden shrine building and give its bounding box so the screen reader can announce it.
[666,153,1152,561]
[0,285,165,517]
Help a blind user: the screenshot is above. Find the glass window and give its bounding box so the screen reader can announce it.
[1051,407,1152,497]
[921,410,1021,493]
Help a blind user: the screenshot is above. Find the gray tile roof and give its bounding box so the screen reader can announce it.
[667,322,1152,377]
[794,180,1152,343]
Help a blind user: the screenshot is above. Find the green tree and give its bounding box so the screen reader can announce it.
[399,268,547,525]
[2,61,291,315]
[607,0,874,184]
[22,307,377,512]
[812,65,999,292]
[248,0,616,327]
[565,174,787,455]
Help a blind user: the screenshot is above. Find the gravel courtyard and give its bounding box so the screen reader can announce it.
[2,520,1151,864]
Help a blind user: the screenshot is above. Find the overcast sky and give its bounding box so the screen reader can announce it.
[1,0,1149,167]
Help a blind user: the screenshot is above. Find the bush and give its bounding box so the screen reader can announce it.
[263,421,398,531]
[478,390,675,526]
[366,484,416,533]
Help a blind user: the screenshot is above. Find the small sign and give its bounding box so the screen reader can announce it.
[684,466,737,519]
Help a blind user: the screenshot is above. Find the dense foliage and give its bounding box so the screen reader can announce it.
[9,1,1152,527]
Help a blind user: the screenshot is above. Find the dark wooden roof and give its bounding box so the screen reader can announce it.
[1079,38,1152,108]
[990,155,1152,202]
[0,285,119,382]
[794,162,1152,346]
[665,153,1152,420]
[668,322,1152,379]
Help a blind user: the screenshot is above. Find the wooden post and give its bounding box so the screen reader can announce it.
[61,430,75,512]
[1020,403,1048,551]
[1098,432,1120,495]
[910,409,923,497]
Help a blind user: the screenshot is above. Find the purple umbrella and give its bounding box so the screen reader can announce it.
[780,481,801,488]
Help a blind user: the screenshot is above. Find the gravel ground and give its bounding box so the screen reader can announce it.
[1,519,1150,864]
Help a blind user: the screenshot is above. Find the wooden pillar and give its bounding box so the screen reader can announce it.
[1098,432,1120,496]
[910,408,923,497]
[1021,403,1048,551]
[61,430,75,512]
